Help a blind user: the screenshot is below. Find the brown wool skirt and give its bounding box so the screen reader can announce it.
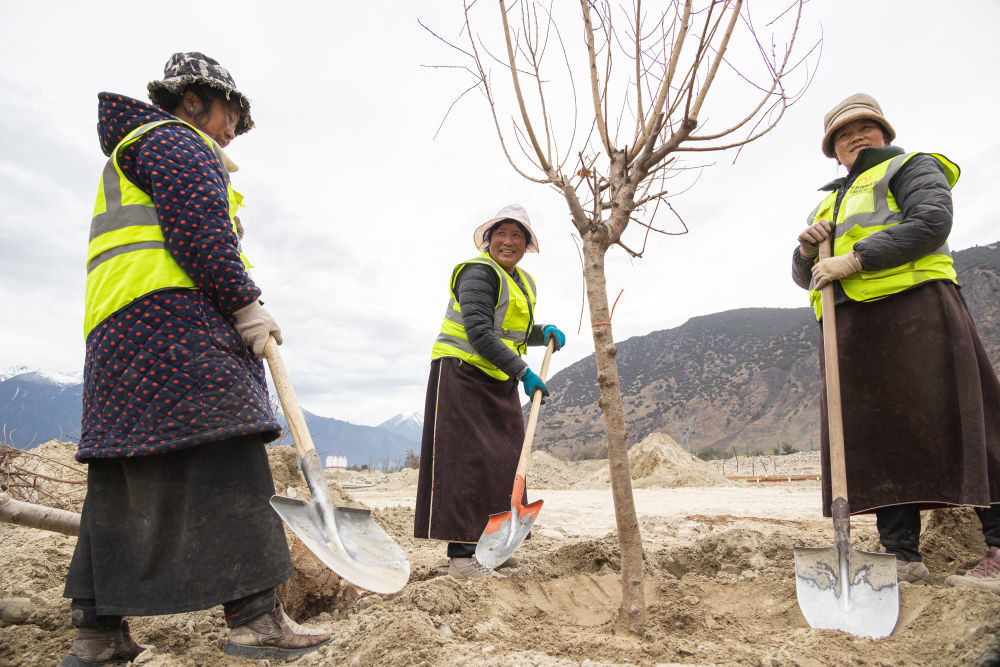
[64,434,294,616]
[818,281,1000,516]
[413,358,528,544]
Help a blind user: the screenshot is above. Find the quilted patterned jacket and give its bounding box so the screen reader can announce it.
[77,93,280,461]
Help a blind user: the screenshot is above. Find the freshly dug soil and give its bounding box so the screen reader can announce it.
[1,440,998,666]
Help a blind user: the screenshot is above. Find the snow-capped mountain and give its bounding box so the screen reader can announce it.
[0,367,83,448]
[376,411,424,443]
[0,366,82,386]
[0,366,420,466]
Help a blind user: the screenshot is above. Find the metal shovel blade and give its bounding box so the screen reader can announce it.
[793,543,899,638]
[263,338,409,594]
[475,475,542,568]
[271,494,410,595]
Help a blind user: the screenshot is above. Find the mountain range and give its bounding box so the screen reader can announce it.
[530,241,1000,459]
[0,370,422,469]
[5,242,998,463]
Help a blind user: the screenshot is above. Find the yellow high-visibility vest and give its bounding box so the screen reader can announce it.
[84,119,250,338]
[430,252,537,380]
[806,152,960,320]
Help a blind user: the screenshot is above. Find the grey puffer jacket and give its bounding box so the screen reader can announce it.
[792,146,957,303]
[455,263,547,380]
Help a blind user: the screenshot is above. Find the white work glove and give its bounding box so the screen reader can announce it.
[812,252,862,290]
[797,219,834,259]
[232,301,282,357]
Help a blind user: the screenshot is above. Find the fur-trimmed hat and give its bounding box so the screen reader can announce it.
[821,93,895,158]
[473,204,540,253]
[147,52,253,135]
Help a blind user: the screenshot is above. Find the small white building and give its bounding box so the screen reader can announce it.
[324,455,347,469]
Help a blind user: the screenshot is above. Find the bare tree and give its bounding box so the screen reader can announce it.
[670,415,696,453]
[425,0,816,631]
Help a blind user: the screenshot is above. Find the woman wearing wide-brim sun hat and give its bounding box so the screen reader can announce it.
[791,92,1000,593]
[413,204,566,579]
[61,52,332,665]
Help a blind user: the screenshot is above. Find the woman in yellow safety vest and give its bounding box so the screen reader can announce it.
[414,205,566,579]
[62,53,331,665]
[792,93,1000,593]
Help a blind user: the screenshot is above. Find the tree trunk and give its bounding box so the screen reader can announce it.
[580,240,646,631]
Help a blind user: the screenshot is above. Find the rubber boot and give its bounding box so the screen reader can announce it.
[223,602,332,660]
[60,620,147,666]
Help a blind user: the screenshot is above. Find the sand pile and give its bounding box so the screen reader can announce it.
[526,450,575,488]
[530,433,735,489]
[627,432,733,488]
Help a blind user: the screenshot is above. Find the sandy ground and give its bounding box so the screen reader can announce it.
[2,436,999,666]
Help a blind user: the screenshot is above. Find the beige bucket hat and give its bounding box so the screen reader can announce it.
[473,204,540,253]
[821,93,895,158]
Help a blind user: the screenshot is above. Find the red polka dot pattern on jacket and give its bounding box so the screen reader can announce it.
[80,93,278,461]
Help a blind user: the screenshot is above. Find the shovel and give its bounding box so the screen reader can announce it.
[476,338,555,568]
[793,243,899,638]
[264,337,410,594]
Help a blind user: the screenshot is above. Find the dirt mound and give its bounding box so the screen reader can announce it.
[3,442,1000,665]
[921,507,991,576]
[392,467,419,486]
[628,432,732,488]
[1,440,86,512]
[527,450,575,488]
[266,445,358,507]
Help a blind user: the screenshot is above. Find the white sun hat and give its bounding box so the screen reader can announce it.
[473,204,540,253]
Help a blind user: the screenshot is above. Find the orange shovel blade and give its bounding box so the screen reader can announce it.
[475,475,542,568]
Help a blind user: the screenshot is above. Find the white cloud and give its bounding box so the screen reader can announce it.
[1,1,998,425]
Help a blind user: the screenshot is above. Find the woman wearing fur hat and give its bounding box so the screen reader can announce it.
[413,205,566,579]
[792,93,1000,593]
[62,52,331,664]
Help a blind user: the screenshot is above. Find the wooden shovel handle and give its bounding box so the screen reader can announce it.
[818,243,848,501]
[513,338,556,480]
[264,337,317,462]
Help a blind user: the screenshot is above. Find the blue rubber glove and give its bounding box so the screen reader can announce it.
[542,325,566,352]
[521,369,549,402]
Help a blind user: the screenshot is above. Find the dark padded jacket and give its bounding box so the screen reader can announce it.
[454,263,547,380]
[78,93,279,461]
[792,146,956,303]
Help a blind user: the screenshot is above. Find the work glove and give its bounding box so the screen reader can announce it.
[542,325,566,352]
[232,301,282,357]
[520,368,549,403]
[811,252,862,290]
[797,219,834,259]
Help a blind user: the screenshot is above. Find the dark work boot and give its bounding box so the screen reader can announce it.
[60,620,147,666]
[223,603,332,660]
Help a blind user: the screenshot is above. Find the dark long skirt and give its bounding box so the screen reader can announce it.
[819,280,1000,515]
[64,434,294,616]
[413,358,528,544]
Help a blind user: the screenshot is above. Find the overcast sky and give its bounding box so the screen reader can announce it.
[2,1,998,427]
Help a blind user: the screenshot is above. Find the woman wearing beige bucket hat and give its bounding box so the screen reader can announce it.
[792,93,1000,593]
[61,52,332,664]
[414,204,565,578]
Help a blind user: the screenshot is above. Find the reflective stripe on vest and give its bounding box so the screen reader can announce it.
[806,152,960,320]
[429,253,537,381]
[84,119,249,338]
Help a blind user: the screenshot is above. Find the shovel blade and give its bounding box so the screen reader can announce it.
[794,544,899,638]
[475,499,543,568]
[271,495,410,595]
